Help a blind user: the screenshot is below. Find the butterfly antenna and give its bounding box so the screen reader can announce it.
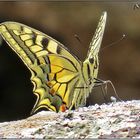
[74,34,82,45]
[100,34,126,52]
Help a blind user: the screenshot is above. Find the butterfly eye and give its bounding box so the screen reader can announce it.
[89,58,94,64]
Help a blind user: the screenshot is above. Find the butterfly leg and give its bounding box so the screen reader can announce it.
[94,78,122,102]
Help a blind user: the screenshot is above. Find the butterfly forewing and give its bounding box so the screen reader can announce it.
[82,12,107,90]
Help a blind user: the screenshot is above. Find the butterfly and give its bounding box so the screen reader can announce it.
[0,11,107,113]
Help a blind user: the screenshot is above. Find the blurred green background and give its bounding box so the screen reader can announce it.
[0,2,140,121]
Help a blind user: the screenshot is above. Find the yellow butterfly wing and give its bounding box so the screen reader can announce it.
[0,22,83,113]
[0,11,107,113]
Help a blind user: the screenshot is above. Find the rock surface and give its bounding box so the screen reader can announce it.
[0,100,140,138]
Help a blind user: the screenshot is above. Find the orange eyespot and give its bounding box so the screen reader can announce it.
[60,104,67,112]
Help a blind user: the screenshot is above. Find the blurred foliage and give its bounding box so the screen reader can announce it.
[0,1,140,121]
